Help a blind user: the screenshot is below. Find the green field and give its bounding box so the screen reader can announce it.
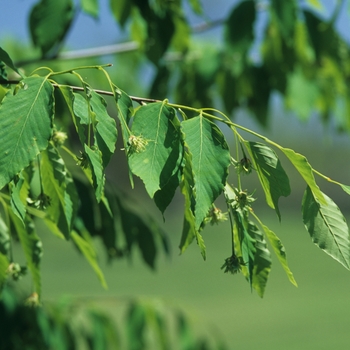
[24,206,350,350]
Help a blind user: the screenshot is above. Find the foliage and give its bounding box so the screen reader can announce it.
[1,0,350,348]
[0,285,225,350]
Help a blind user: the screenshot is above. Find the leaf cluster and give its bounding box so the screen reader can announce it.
[1,47,350,299]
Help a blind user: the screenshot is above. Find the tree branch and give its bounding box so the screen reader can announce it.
[0,79,160,105]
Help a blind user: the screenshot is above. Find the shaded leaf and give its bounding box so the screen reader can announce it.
[59,86,86,145]
[117,198,162,269]
[281,147,326,204]
[225,0,256,76]
[181,116,230,229]
[302,186,350,270]
[0,214,10,255]
[127,302,146,350]
[71,230,107,289]
[232,209,255,286]
[179,150,197,255]
[40,143,75,239]
[29,0,74,56]
[270,0,296,41]
[0,76,54,190]
[225,0,256,58]
[0,47,23,77]
[245,141,291,220]
[90,90,118,167]
[9,173,28,224]
[9,212,42,296]
[248,222,272,297]
[110,0,132,27]
[129,101,182,198]
[84,144,105,202]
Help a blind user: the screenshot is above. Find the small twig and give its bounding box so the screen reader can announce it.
[0,79,160,105]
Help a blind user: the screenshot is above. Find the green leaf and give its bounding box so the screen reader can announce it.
[286,67,319,120]
[71,231,107,289]
[270,0,296,41]
[179,150,197,254]
[117,197,168,269]
[259,220,297,287]
[9,173,28,224]
[59,86,86,146]
[225,0,256,57]
[129,101,182,198]
[109,0,132,26]
[249,222,272,298]
[0,213,10,255]
[0,47,23,77]
[233,209,255,286]
[341,184,350,196]
[0,76,54,190]
[181,116,230,229]
[29,0,74,56]
[9,212,42,296]
[302,186,350,270]
[84,144,105,202]
[90,90,117,167]
[40,143,75,239]
[81,0,99,18]
[280,147,326,204]
[244,141,291,220]
[187,0,203,14]
[0,252,9,287]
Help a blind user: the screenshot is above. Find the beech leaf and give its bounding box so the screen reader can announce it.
[0,76,54,190]
[302,186,350,270]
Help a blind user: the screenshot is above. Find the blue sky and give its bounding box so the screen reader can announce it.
[1,0,349,52]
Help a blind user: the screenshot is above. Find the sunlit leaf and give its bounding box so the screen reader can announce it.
[0,252,9,287]
[307,0,323,10]
[181,116,230,229]
[302,186,350,270]
[81,0,98,18]
[29,0,74,56]
[286,67,319,120]
[340,184,350,195]
[258,219,297,286]
[280,147,326,204]
[187,0,203,14]
[71,230,108,289]
[0,76,54,190]
[129,101,182,198]
[9,212,42,296]
[245,141,290,220]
